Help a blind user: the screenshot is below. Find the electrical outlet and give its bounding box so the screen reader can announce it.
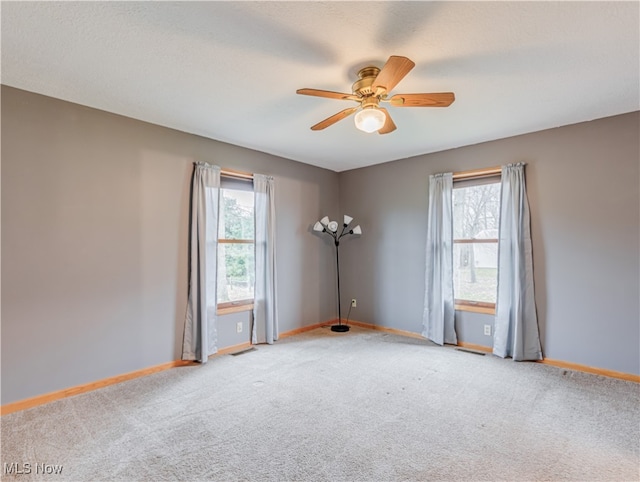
[351,299,357,308]
[484,324,491,336]
[236,322,243,333]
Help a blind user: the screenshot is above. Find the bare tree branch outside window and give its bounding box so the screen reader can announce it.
[453,182,500,305]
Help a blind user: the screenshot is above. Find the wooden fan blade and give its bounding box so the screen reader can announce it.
[311,107,359,131]
[377,108,396,135]
[389,92,455,107]
[372,56,415,95]
[297,88,360,102]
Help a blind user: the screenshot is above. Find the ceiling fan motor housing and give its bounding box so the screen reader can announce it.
[352,66,382,97]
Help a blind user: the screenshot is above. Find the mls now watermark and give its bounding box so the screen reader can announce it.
[4,462,64,475]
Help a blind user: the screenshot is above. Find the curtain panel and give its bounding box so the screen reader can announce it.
[253,174,278,345]
[422,172,457,346]
[182,162,220,362]
[494,163,543,361]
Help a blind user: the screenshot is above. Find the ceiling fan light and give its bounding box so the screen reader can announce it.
[354,107,386,133]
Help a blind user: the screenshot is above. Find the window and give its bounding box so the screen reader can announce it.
[217,185,254,310]
[453,176,501,312]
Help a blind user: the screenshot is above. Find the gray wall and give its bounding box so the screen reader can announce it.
[339,111,639,375]
[2,85,638,406]
[1,86,339,404]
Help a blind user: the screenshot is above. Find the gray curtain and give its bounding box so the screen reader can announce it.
[494,163,542,361]
[422,172,457,345]
[253,174,278,344]
[182,162,220,362]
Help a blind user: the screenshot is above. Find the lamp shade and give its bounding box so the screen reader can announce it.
[313,221,324,232]
[354,107,386,133]
[328,221,339,232]
[320,216,330,226]
[351,225,362,235]
[343,215,353,226]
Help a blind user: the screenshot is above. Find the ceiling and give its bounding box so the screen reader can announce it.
[2,2,638,172]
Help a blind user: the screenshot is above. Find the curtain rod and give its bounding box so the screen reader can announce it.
[452,166,501,181]
[221,168,253,180]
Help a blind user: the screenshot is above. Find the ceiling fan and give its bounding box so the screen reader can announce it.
[297,55,455,135]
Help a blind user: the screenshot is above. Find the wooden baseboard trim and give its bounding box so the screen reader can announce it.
[279,321,332,339]
[452,341,640,382]
[342,322,639,383]
[214,341,253,356]
[5,320,637,415]
[0,359,194,416]
[1,321,333,416]
[538,358,640,383]
[450,341,640,382]
[457,341,493,353]
[1,341,256,416]
[345,319,427,340]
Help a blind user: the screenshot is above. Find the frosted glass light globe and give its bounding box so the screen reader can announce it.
[354,108,386,133]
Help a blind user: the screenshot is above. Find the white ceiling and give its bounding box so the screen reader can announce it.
[2,2,638,172]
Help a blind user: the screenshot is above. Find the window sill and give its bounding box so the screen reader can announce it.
[455,304,495,315]
[217,303,254,316]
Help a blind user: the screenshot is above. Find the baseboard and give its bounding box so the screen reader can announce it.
[214,341,252,357]
[457,341,493,353]
[279,321,330,339]
[1,321,332,416]
[345,319,427,340]
[4,319,637,415]
[0,359,194,416]
[457,341,640,382]
[1,341,252,416]
[346,322,640,383]
[538,358,640,383]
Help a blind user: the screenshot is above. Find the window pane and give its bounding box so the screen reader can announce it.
[219,189,254,240]
[217,187,255,305]
[453,242,498,303]
[453,182,500,239]
[217,243,255,303]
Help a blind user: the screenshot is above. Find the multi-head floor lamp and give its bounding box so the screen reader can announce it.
[313,215,362,332]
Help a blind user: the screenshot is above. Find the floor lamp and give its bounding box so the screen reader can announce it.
[313,215,362,333]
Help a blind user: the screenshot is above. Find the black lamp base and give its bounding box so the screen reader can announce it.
[331,324,350,333]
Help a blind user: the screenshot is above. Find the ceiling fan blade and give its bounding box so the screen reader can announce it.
[372,56,416,95]
[297,88,360,102]
[310,107,359,131]
[389,92,455,107]
[378,108,396,135]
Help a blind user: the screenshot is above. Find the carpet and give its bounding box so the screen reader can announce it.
[2,326,639,481]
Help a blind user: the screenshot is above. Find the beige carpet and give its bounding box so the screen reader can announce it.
[2,326,639,481]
